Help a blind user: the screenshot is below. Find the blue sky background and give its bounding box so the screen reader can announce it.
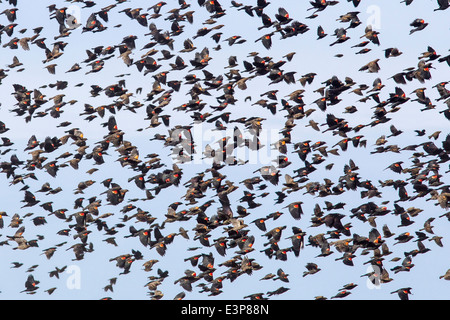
[0,0,449,300]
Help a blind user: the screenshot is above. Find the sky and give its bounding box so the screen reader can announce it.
[0,0,450,300]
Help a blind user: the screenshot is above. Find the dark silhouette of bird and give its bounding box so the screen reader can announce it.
[434,0,450,11]
[410,19,428,34]
[303,262,321,277]
[21,274,39,294]
[331,290,351,299]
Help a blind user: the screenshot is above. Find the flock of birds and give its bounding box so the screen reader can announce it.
[1,0,450,300]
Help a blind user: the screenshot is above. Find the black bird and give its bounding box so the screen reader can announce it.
[434,0,450,11]
[21,274,39,293]
[410,19,428,34]
[284,202,304,220]
[391,287,412,300]
[317,25,327,39]
[1,8,18,22]
[21,191,40,208]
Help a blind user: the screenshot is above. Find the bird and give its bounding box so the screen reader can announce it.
[303,262,321,277]
[409,19,428,34]
[330,28,350,46]
[434,0,450,11]
[359,59,380,73]
[273,268,290,283]
[284,201,304,220]
[21,274,39,294]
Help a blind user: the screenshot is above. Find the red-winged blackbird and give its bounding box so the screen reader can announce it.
[394,232,414,245]
[2,0,450,302]
[439,269,450,280]
[273,268,289,282]
[410,19,428,34]
[267,286,290,297]
[54,7,67,25]
[385,161,403,173]
[303,262,321,277]
[391,287,412,300]
[244,293,268,300]
[435,0,450,10]
[251,217,267,231]
[331,290,351,299]
[284,202,303,220]
[21,274,39,293]
[21,191,40,208]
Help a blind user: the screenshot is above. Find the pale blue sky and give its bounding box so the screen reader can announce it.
[0,0,449,300]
